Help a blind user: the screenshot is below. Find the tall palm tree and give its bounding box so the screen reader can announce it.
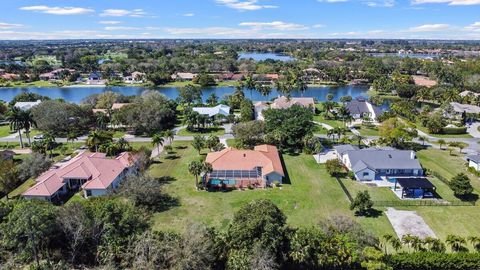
[7,107,24,148]
[352,134,365,147]
[67,132,78,147]
[244,74,256,100]
[87,130,104,152]
[116,137,131,152]
[256,83,272,100]
[151,134,164,156]
[163,130,175,144]
[188,160,204,190]
[43,133,56,158]
[21,110,37,145]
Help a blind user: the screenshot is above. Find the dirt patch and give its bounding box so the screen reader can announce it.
[385,207,436,239]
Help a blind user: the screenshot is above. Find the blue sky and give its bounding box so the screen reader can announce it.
[0,0,479,39]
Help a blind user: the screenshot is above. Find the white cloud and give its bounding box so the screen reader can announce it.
[100,9,147,17]
[239,21,308,30]
[215,0,278,11]
[466,22,480,30]
[365,0,396,7]
[183,13,195,17]
[317,0,349,2]
[313,24,325,28]
[104,26,140,31]
[20,5,94,15]
[408,23,451,32]
[0,22,23,29]
[99,21,122,25]
[412,0,480,5]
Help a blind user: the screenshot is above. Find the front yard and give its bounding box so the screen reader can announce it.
[176,127,225,136]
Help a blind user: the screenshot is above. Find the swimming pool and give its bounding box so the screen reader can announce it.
[209,179,236,185]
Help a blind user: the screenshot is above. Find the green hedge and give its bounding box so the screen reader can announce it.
[386,252,480,270]
[441,127,467,134]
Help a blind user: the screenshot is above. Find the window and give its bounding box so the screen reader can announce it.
[363,172,369,177]
[86,190,92,197]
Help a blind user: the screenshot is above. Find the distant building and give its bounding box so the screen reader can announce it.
[204,145,284,189]
[22,151,138,202]
[14,100,42,111]
[172,72,197,81]
[412,75,437,88]
[124,71,146,84]
[334,145,424,181]
[39,68,75,81]
[193,104,231,118]
[254,96,315,120]
[344,97,383,121]
[450,102,480,115]
[87,72,104,85]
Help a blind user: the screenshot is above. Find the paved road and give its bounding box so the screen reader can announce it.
[467,122,480,139]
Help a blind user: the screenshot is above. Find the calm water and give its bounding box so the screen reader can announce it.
[370,53,440,59]
[0,85,371,104]
[238,52,296,62]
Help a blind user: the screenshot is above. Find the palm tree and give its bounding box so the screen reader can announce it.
[382,234,394,254]
[151,134,164,156]
[21,110,37,145]
[438,139,446,150]
[352,134,365,147]
[188,160,204,190]
[87,130,104,152]
[244,75,256,99]
[256,83,272,100]
[7,107,24,148]
[191,135,205,155]
[163,130,175,144]
[468,236,480,252]
[423,237,446,253]
[43,133,56,158]
[418,136,428,146]
[116,137,131,152]
[445,234,467,252]
[67,132,78,147]
[402,234,415,252]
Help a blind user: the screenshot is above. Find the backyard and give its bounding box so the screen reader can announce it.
[148,141,394,237]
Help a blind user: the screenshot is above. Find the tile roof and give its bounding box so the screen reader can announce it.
[271,96,315,110]
[205,144,284,177]
[23,151,136,197]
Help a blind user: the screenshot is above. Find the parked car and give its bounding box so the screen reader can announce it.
[33,134,44,140]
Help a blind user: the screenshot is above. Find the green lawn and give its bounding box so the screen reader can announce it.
[0,125,12,137]
[177,127,225,137]
[313,114,347,129]
[353,125,380,137]
[148,142,394,237]
[414,121,473,139]
[6,179,36,199]
[112,131,126,138]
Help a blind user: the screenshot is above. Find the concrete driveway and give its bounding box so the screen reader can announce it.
[467,122,480,139]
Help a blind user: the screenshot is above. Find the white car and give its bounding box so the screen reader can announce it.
[33,134,44,140]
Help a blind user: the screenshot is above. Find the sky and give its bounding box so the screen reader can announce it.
[0,0,479,40]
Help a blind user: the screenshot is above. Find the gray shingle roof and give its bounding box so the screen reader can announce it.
[467,155,480,164]
[333,144,359,155]
[345,148,422,173]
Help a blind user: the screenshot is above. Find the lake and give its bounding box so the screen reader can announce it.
[0,85,372,104]
[370,53,440,59]
[238,52,296,62]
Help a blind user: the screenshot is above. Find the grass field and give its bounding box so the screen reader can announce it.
[0,125,12,137]
[177,127,225,137]
[353,125,380,137]
[148,142,394,237]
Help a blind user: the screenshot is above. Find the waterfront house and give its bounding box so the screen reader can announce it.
[124,71,146,84]
[87,72,104,85]
[334,145,423,181]
[344,97,383,121]
[39,68,75,81]
[193,104,231,118]
[14,100,42,111]
[22,151,138,202]
[204,144,284,189]
[172,72,197,81]
[254,96,315,120]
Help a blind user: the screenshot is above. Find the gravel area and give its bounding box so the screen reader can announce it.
[385,207,436,239]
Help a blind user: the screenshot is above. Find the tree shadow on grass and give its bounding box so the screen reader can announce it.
[279,153,292,185]
[165,154,180,160]
[354,208,383,218]
[176,145,188,150]
[455,193,479,203]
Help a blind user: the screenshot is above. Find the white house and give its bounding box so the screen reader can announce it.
[467,155,480,171]
[334,145,423,181]
[193,104,231,117]
[14,100,42,111]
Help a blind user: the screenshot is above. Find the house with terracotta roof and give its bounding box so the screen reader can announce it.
[22,151,138,202]
[204,144,284,189]
[254,96,315,120]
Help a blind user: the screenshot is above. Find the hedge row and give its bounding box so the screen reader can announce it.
[441,127,468,134]
[386,252,480,270]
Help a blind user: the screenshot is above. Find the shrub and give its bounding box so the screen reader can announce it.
[441,127,467,135]
[386,252,480,270]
